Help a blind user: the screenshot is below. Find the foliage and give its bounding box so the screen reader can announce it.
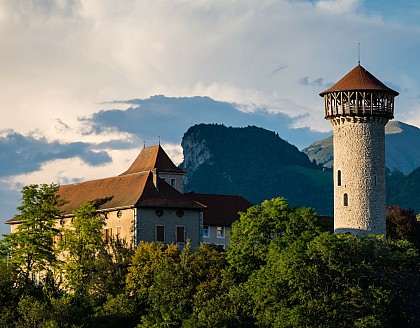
[138,243,232,328]
[0,184,64,287]
[227,197,325,278]
[61,201,106,299]
[386,205,420,250]
[245,233,420,327]
[1,188,419,327]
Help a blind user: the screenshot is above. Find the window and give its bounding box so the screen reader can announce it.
[156,225,165,242]
[203,225,209,238]
[217,226,225,239]
[176,226,185,243]
[116,226,122,239]
[343,193,348,207]
[171,178,176,188]
[216,244,225,250]
[337,170,342,187]
[374,175,377,186]
[103,227,112,243]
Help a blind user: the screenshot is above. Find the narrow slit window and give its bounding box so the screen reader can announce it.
[343,193,348,207]
[176,226,185,243]
[156,225,165,243]
[337,170,342,187]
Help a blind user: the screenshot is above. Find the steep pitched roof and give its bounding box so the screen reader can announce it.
[320,65,399,96]
[185,192,252,226]
[56,171,202,216]
[57,172,149,215]
[120,145,185,176]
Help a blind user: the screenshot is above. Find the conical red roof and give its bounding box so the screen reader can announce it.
[320,65,399,96]
[120,145,185,176]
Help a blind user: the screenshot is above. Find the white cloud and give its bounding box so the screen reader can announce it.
[1,0,419,142]
[316,0,360,14]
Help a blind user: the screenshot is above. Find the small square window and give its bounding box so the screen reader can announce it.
[203,225,209,238]
[216,244,225,250]
[217,226,225,239]
[171,178,176,188]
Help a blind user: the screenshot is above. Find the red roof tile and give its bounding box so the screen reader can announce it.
[185,192,252,226]
[120,145,184,176]
[320,65,399,96]
[56,171,202,216]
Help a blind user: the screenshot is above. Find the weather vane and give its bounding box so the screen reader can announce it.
[358,42,361,66]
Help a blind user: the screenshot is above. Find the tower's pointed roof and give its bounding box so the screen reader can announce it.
[320,65,399,96]
[120,145,185,176]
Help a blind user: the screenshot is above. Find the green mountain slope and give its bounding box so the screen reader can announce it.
[303,121,420,175]
[181,124,333,215]
[387,167,420,213]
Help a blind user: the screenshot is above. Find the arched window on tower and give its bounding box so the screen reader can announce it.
[337,170,342,187]
[343,193,348,207]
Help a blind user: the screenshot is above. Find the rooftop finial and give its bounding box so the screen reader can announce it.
[358,42,361,66]
[158,136,161,145]
[143,141,146,149]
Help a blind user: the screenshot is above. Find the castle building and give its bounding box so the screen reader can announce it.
[320,64,398,236]
[6,145,252,248]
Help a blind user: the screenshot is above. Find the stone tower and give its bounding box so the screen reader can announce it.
[320,65,398,236]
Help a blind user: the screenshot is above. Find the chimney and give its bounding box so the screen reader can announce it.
[152,168,159,190]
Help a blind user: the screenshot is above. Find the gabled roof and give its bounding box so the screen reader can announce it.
[120,145,185,176]
[185,192,252,226]
[320,65,399,96]
[57,171,149,215]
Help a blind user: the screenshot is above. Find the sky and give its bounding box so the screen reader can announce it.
[1,0,420,234]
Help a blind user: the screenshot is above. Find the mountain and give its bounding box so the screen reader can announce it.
[387,167,420,213]
[302,121,420,175]
[180,124,333,215]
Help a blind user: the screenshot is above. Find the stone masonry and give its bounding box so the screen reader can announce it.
[332,116,388,235]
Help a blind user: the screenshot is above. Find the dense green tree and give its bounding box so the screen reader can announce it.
[386,205,420,249]
[227,197,325,279]
[245,233,420,328]
[135,243,233,328]
[0,184,64,287]
[60,201,106,299]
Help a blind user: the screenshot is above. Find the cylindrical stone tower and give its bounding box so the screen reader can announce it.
[320,65,398,236]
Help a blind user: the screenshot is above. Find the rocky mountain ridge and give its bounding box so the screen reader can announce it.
[303,121,420,175]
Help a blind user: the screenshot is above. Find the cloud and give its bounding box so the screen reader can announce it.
[0,130,113,177]
[299,76,330,87]
[82,95,330,150]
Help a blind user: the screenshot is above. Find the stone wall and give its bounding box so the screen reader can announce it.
[331,116,388,236]
[136,207,202,249]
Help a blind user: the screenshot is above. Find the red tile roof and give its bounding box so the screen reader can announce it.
[57,172,149,215]
[320,65,399,96]
[185,192,252,226]
[6,145,201,223]
[120,145,185,176]
[56,171,202,216]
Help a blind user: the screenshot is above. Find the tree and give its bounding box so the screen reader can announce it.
[386,205,420,250]
[60,201,106,299]
[0,183,64,287]
[245,233,420,327]
[227,197,325,279]
[138,243,234,328]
